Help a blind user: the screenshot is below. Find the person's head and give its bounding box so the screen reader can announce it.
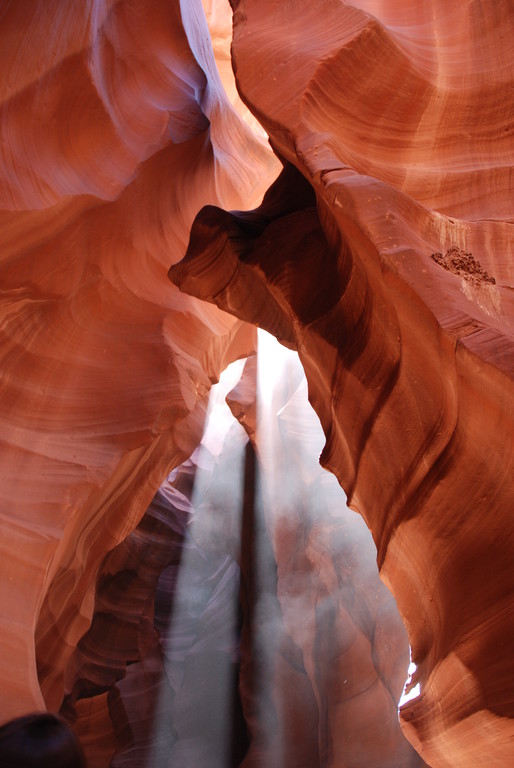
[0,711,86,767]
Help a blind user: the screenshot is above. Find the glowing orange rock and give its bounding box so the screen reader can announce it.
[1,0,513,766]
[171,1,514,765]
[0,0,275,727]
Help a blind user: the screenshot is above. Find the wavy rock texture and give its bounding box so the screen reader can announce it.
[2,1,513,767]
[0,0,276,728]
[170,1,514,766]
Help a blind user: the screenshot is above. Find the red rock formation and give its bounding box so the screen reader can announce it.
[2,0,513,767]
[0,0,274,728]
[170,1,514,766]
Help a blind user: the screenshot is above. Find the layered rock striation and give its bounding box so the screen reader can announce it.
[1,1,513,767]
[0,0,274,726]
[170,1,514,766]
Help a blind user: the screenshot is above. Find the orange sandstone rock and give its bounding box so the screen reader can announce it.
[0,0,274,727]
[1,0,513,767]
[170,1,514,765]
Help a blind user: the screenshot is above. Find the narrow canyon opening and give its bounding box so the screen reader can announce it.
[105,329,416,765]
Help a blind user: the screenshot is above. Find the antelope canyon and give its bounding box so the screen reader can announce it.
[0,1,512,767]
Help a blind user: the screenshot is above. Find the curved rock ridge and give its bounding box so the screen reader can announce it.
[0,0,277,723]
[230,0,514,222]
[170,1,514,764]
[1,1,512,766]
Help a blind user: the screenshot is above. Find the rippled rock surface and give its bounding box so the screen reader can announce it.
[1,1,513,767]
[0,0,274,731]
[171,1,514,766]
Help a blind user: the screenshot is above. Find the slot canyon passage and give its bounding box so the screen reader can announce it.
[0,0,513,765]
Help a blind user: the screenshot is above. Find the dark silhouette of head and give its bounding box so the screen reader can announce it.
[0,712,86,767]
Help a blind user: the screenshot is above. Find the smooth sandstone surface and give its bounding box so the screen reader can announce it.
[171,1,514,766]
[0,0,274,727]
[1,1,513,767]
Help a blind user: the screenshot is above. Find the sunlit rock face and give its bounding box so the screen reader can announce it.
[0,0,276,727]
[170,1,514,766]
[1,1,512,767]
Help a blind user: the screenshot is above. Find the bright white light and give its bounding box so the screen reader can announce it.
[199,357,246,458]
[399,657,420,707]
[257,328,299,405]
[151,356,248,766]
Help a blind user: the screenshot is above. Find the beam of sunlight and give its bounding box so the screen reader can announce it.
[197,358,247,458]
[149,359,249,767]
[256,328,348,517]
[149,330,413,765]
[399,652,420,708]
